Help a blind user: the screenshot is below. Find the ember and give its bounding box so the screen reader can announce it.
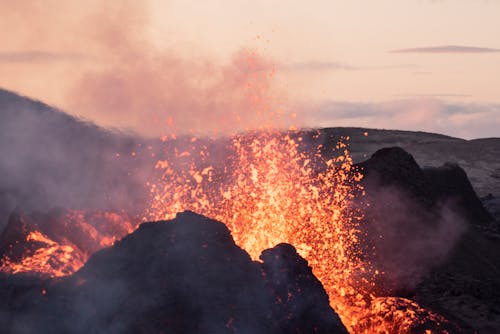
[147,130,455,333]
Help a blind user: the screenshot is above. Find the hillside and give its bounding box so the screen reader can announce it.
[0,89,151,231]
[318,127,500,197]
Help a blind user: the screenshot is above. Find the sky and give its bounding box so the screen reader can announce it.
[0,0,499,138]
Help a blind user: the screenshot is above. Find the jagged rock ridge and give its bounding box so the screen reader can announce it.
[0,211,348,334]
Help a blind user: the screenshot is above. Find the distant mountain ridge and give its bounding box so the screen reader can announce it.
[316,127,500,197]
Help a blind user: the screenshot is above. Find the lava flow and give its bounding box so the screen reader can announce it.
[0,210,136,277]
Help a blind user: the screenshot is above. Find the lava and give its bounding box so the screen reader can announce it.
[0,210,136,277]
[0,230,85,277]
[0,50,459,332]
[147,130,455,333]
[0,131,457,332]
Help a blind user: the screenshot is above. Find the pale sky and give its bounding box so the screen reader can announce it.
[0,0,499,138]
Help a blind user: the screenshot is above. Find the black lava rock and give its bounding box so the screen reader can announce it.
[0,211,347,334]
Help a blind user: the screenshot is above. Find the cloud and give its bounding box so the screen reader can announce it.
[280,61,417,72]
[281,61,359,71]
[394,93,472,98]
[302,99,500,139]
[390,45,500,53]
[0,51,84,63]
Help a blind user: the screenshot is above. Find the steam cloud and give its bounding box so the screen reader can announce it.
[361,184,466,294]
[0,1,291,137]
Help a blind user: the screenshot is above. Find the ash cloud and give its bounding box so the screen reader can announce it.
[70,49,286,137]
[0,1,290,137]
[62,1,289,136]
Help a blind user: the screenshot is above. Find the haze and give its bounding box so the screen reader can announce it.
[0,0,499,138]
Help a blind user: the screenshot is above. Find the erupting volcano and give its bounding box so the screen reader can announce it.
[0,34,498,333]
[145,130,463,333]
[0,124,471,333]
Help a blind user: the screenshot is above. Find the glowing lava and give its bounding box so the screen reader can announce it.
[0,49,458,332]
[148,130,367,331]
[0,230,85,277]
[0,210,136,277]
[147,130,455,333]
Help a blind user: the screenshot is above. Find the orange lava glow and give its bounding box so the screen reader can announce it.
[0,210,136,278]
[145,50,452,332]
[0,230,85,277]
[147,130,453,333]
[0,50,456,333]
[355,297,452,334]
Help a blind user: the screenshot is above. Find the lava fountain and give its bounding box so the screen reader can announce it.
[148,130,368,328]
[147,130,455,333]
[0,50,457,333]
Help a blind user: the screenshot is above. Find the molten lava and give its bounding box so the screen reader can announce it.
[0,210,136,277]
[0,230,85,277]
[0,131,457,332]
[0,49,458,332]
[147,130,455,333]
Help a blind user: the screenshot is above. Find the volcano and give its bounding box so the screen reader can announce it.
[1,89,499,333]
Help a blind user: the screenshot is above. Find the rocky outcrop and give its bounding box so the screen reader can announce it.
[423,162,493,225]
[0,211,347,334]
[358,147,493,225]
[357,147,500,333]
[260,243,348,334]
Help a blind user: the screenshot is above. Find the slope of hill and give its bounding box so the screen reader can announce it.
[0,89,151,231]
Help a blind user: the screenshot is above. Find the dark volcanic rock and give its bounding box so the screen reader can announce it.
[0,211,347,334]
[358,147,494,225]
[423,163,493,226]
[357,147,500,333]
[260,244,348,334]
[482,194,500,230]
[317,127,500,198]
[358,147,433,206]
[355,147,465,295]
